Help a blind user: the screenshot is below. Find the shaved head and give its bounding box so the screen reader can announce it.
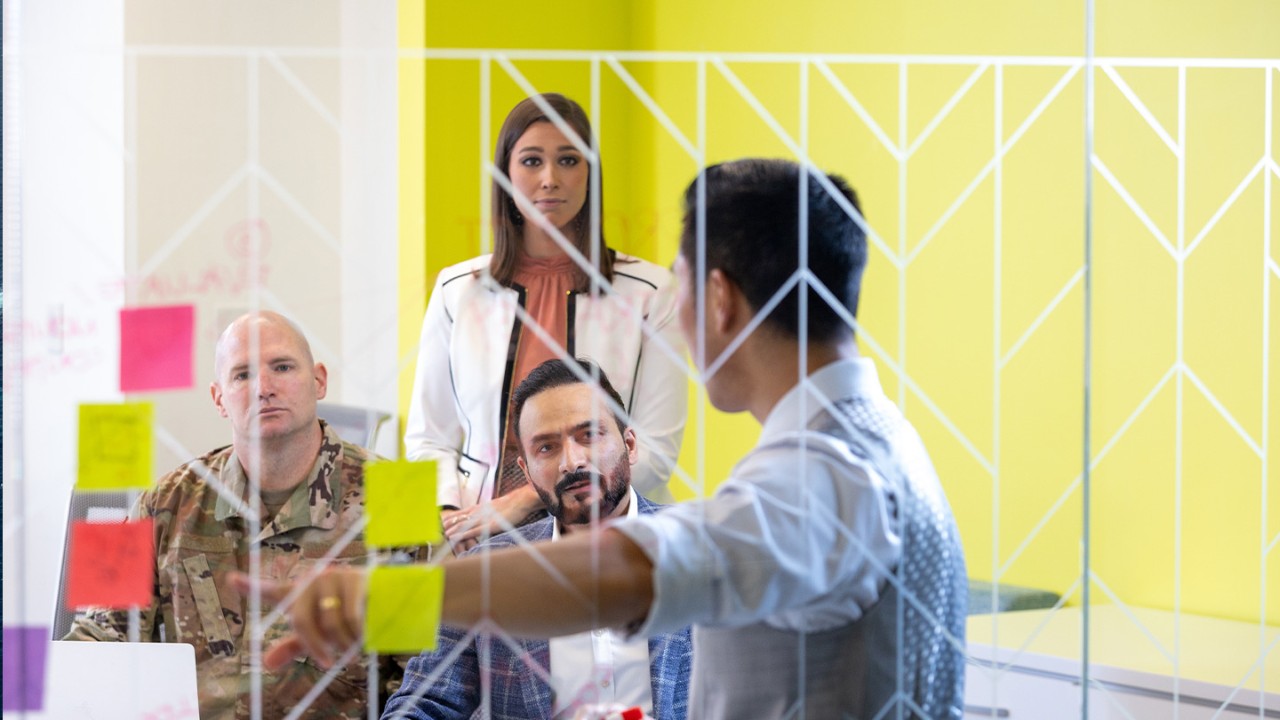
[214,311,315,380]
[210,310,327,445]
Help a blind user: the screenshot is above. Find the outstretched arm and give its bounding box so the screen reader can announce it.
[234,526,654,670]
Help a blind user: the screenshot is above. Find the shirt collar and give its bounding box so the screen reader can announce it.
[214,420,346,538]
[552,485,639,541]
[758,358,882,444]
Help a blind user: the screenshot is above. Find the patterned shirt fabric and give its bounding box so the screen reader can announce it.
[65,420,418,720]
[382,493,692,720]
[617,359,967,719]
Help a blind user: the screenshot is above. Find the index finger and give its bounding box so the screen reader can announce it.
[262,634,307,672]
[228,570,292,604]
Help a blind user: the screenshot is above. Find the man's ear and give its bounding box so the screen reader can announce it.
[313,362,328,400]
[210,381,228,418]
[622,427,639,465]
[516,453,532,483]
[706,268,740,335]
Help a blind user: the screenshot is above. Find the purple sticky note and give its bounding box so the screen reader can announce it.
[119,304,195,392]
[3,626,49,712]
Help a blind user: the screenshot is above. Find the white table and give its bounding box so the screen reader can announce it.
[964,605,1280,719]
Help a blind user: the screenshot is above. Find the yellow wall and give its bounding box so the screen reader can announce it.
[398,0,427,427]
[401,0,1280,623]
[396,0,658,433]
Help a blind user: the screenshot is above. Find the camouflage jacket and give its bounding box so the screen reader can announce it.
[66,421,421,720]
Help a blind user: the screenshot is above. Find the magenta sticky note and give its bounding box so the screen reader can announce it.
[3,626,49,711]
[119,304,195,392]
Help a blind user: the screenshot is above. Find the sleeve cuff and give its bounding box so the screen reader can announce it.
[613,512,716,637]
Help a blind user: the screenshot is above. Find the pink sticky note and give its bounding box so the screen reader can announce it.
[3,626,49,711]
[119,304,194,392]
[66,519,155,609]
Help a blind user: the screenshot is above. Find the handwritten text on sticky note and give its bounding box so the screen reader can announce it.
[77,402,154,491]
[364,460,440,547]
[66,519,154,609]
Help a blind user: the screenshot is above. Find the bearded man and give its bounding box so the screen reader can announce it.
[381,359,692,720]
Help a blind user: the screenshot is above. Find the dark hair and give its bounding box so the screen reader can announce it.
[489,93,614,288]
[511,358,628,440]
[678,158,867,342]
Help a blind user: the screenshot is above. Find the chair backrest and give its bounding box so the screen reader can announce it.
[51,490,131,640]
[316,402,392,451]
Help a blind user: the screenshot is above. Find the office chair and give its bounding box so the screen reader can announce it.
[51,491,131,640]
[316,402,392,451]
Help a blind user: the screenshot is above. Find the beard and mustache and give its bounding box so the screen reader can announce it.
[533,451,632,527]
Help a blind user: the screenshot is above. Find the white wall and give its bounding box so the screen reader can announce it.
[1,0,401,659]
[2,0,126,633]
[119,0,401,466]
[339,0,401,457]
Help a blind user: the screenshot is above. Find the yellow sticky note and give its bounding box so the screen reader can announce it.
[364,565,444,654]
[77,403,154,491]
[364,459,441,547]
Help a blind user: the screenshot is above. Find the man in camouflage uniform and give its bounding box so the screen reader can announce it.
[66,311,415,719]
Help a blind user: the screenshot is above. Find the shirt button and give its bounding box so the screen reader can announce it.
[593,629,605,637]
[600,679,610,689]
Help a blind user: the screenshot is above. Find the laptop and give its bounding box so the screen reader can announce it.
[41,642,199,720]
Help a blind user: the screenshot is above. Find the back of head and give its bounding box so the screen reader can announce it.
[679,158,867,342]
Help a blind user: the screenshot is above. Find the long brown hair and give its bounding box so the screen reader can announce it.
[488,93,615,287]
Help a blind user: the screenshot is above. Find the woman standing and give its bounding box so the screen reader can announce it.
[406,93,687,552]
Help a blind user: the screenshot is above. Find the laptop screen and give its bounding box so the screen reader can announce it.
[43,642,199,720]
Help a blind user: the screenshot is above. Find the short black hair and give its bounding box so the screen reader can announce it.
[511,358,628,440]
[679,158,867,342]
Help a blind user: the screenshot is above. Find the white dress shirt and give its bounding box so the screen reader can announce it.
[616,358,904,636]
[549,486,654,718]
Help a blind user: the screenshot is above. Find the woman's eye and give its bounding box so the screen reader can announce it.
[559,156,579,167]
[521,156,541,167]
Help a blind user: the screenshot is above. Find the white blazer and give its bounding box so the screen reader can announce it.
[405,252,688,509]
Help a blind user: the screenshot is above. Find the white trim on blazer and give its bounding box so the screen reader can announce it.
[405,252,688,509]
